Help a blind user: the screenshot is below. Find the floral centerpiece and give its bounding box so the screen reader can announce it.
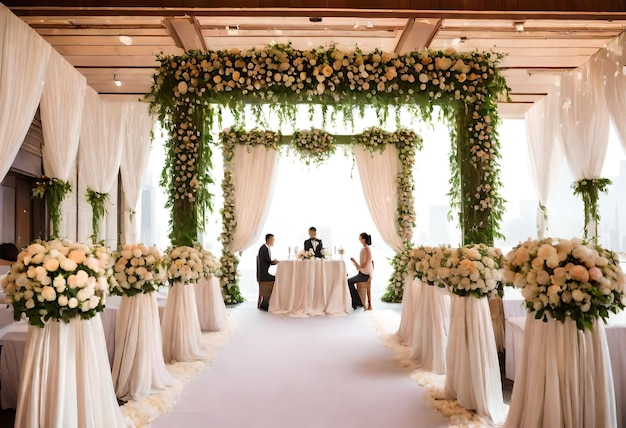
[320,248,330,259]
[410,245,447,287]
[198,247,222,279]
[111,244,167,297]
[443,244,503,298]
[292,127,336,166]
[298,249,316,260]
[503,237,626,331]
[1,239,111,328]
[163,246,204,284]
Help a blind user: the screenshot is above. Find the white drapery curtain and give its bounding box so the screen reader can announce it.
[78,88,125,242]
[40,50,87,239]
[354,145,404,252]
[604,32,626,152]
[229,144,278,253]
[119,102,153,244]
[559,61,610,238]
[0,4,51,181]
[524,90,564,239]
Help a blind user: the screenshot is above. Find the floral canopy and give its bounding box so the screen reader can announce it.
[147,43,509,302]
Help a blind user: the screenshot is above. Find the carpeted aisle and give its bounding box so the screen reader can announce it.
[151,302,448,428]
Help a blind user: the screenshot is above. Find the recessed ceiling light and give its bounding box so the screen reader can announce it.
[113,74,122,87]
[513,21,524,32]
[119,35,133,46]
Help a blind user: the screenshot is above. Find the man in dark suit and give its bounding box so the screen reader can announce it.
[303,226,324,258]
[257,233,278,282]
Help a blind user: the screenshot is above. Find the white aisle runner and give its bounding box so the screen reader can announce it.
[150,302,448,428]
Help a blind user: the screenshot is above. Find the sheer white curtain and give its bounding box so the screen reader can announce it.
[559,61,610,238]
[78,88,124,242]
[604,32,626,152]
[0,4,51,181]
[119,102,153,244]
[40,50,87,239]
[229,144,278,253]
[354,145,404,252]
[525,90,564,239]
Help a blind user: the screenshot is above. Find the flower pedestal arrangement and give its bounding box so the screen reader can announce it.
[194,276,228,332]
[443,244,507,425]
[193,248,226,332]
[1,240,128,428]
[162,246,205,363]
[410,282,450,374]
[110,244,174,401]
[503,238,625,427]
[409,246,450,374]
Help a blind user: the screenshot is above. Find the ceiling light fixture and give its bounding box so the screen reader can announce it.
[119,35,133,46]
[113,74,122,87]
[514,21,525,32]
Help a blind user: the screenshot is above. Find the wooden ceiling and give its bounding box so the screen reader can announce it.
[6,1,626,118]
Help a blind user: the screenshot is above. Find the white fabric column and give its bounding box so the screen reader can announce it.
[559,61,610,238]
[0,4,51,181]
[229,145,278,253]
[524,90,564,239]
[78,88,125,242]
[354,145,404,252]
[119,103,153,244]
[40,50,87,239]
[604,32,626,152]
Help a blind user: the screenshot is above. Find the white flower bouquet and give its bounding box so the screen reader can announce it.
[320,248,330,259]
[198,247,222,278]
[503,237,626,331]
[443,244,503,298]
[111,244,167,297]
[1,239,112,327]
[410,245,447,287]
[292,128,336,166]
[164,246,204,284]
[298,249,316,260]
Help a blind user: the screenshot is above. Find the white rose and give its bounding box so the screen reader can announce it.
[89,295,100,309]
[132,248,143,258]
[58,295,69,306]
[31,253,45,265]
[41,286,56,301]
[81,301,91,312]
[25,299,35,309]
[571,289,585,302]
[44,258,60,272]
[60,258,78,272]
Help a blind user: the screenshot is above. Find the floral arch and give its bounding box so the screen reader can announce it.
[148,43,509,303]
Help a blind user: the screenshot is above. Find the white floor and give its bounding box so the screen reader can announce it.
[150,302,448,428]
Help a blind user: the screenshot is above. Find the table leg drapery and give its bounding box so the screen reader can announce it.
[505,314,616,427]
[445,294,507,425]
[161,281,205,363]
[14,315,129,428]
[111,293,175,401]
[194,276,228,331]
[409,284,450,374]
[396,276,422,346]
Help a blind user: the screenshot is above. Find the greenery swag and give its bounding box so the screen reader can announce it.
[85,188,109,242]
[572,178,612,242]
[32,176,72,239]
[148,43,509,302]
[292,128,336,165]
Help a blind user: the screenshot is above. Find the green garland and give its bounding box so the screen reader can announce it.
[32,176,72,239]
[219,127,280,304]
[85,188,109,242]
[572,177,612,242]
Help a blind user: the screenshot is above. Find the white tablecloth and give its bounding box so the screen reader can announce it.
[161,282,205,363]
[194,276,228,331]
[507,311,626,427]
[505,314,616,427]
[13,316,129,427]
[396,276,422,346]
[269,260,351,316]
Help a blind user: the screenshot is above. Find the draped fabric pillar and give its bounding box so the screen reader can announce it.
[119,102,153,244]
[354,145,404,252]
[559,61,611,240]
[524,90,564,239]
[40,50,87,239]
[0,4,51,181]
[229,144,278,253]
[604,32,626,152]
[78,88,125,242]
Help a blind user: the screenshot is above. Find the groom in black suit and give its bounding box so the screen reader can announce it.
[303,226,324,258]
